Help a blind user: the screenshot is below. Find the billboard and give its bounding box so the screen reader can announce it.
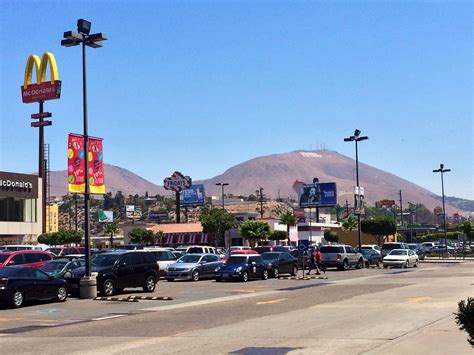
[164,171,192,192]
[298,182,337,208]
[98,210,113,223]
[375,199,396,208]
[181,184,205,206]
[126,205,142,219]
[46,204,59,233]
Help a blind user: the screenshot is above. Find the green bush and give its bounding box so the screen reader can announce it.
[269,230,288,241]
[324,230,338,243]
[455,297,474,346]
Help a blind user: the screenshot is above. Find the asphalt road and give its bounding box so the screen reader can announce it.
[0,262,472,354]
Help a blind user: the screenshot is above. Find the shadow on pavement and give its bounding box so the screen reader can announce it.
[230,347,303,355]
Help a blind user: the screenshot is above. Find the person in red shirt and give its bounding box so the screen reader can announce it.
[316,248,326,274]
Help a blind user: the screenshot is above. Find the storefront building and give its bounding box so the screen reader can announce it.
[0,171,42,244]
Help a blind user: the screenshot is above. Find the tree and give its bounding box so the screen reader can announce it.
[239,220,271,247]
[269,230,288,243]
[199,207,235,247]
[361,217,397,246]
[154,230,164,245]
[455,297,474,346]
[324,230,338,243]
[279,211,297,245]
[341,216,358,231]
[37,231,82,246]
[129,228,153,244]
[460,221,473,239]
[104,223,120,248]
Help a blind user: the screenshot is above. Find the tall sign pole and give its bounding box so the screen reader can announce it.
[21,52,61,234]
[164,171,192,223]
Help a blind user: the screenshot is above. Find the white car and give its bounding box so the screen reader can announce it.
[143,248,178,276]
[383,249,419,268]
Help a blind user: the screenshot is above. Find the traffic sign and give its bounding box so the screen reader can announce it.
[31,120,52,127]
[31,112,52,119]
[298,240,309,252]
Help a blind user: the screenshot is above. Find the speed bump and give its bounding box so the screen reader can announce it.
[94,297,139,302]
[127,296,173,301]
[279,275,328,280]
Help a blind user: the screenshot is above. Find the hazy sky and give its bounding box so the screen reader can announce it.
[0,1,472,199]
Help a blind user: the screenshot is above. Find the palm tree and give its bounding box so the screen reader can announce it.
[342,216,358,231]
[279,211,298,245]
[104,223,120,248]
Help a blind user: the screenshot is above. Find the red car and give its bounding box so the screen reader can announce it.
[0,251,54,268]
[45,247,85,257]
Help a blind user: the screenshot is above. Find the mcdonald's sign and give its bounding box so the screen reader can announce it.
[21,52,61,103]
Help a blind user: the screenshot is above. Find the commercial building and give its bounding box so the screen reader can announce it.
[0,171,43,244]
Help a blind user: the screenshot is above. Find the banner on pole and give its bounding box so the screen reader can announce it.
[88,137,105,194]
[67,134,85,193]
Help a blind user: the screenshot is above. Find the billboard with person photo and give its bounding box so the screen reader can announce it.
[298,182,337,208]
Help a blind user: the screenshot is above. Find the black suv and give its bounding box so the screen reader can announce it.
[69,251,159,296]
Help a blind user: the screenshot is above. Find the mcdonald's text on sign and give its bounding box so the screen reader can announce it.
[21,52,62,104]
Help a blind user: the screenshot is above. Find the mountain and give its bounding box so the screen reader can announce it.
[196,150,466,214]
[49,164,165,198]
[49,150,469,214]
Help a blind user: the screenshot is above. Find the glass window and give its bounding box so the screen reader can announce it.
[0,197,37,222]
[320,246,344,253]
[11,254,25,265]
[39,253,52,262]
[118,254,132,266]
[24,253,41,263]
[33,269,49,279]
[131,252,143,265]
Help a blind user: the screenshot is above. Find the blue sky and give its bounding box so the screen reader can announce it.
[0,1,472,199]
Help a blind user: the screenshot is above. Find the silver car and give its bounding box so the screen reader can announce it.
[166,253,222,281]
[320,244,364,271]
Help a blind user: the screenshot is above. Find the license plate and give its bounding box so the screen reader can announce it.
[222,274,229,278]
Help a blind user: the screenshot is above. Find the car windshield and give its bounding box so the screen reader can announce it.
[47,248,62,255]
[226,256,247,264]
[40,262,67,272]
[91,254,120,267]
[360,249,371,256]
[0,267,23,277]
[320,246,344,253]
[389,250,408,256]
[177,255,201,263]
[187,247,203,254]
[407,245,417,250]
[383,244,403,250]
[261,253,280,261]
[0,254,9,264]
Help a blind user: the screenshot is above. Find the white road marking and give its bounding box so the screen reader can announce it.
[92,315,126,321]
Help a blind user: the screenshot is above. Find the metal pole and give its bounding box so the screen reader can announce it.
[355,139,361,250]
[260,187,264,219]
[399,190,403,227]
[175,191,180,223]
[74,194,78,231]
[441,171,447,255]
[221,185,225,209]
[38,101,47,233]
[82,41,91,277]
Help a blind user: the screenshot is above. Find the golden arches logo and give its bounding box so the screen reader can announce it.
[21,52,61,103]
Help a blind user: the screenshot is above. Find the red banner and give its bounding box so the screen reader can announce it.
[67,134,85,193]
[88,137,105,194]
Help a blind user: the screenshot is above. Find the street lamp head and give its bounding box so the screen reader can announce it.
[215,183,222,186]
[63,31,84,41]
[77,19,91,35]
[344,137,355,142]
[357,136,369,141]
[223,183,229,187]
[61,39,81,47]
[354,129,361,137]
[440,163,444,169]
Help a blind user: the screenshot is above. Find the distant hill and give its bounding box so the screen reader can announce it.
[49,150,470,214]
[196,150,467,214]
[49,164,165,198]
[442,196,474,213]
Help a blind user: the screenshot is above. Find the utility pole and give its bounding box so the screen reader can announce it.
[399,190,403,227]
[256,187,264,219]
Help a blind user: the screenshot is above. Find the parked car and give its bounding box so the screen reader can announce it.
[431,245,456,254]
[0,244,48,251]
[185,246,219,255]
[229,249,258,255]
[381,242,408,257]
[261,252,298,278]
[407,243,426,260]
[319,245,364,271]
[290,249,311,269]
[360,249,383,268]
[229,246,252,252]
[46,246,85,257]
[215,254,268,282]
[39,258,85,279]
[383,249,418,268]
[143,248,178,276]
[115,244,144,250]
[0,266,68,308]
[422,242,438,253]
[0,250,53,268]
[253,246,292,254]
[360,244,381,254]
[69,251,159,296]
[167,253,222,281]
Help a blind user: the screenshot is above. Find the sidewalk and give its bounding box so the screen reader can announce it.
[423,257,473,263]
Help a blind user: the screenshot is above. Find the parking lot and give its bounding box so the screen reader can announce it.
[0,261,472,354]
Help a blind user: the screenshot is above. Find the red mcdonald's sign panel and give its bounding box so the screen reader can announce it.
[67,134,85,193]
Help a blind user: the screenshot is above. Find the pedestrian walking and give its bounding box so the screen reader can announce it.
[307,249,321,275]
[316,247,326,274]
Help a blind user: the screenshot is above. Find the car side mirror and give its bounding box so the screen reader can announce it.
[64,271,72,278]
[7,260,15,265]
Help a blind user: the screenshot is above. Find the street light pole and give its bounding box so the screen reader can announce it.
[433,164,451,255]
[256,187,264,219]
[344,129,368,251]
[62,19,106,298]
[215,183,229,209]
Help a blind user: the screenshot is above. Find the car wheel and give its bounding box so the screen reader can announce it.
[215,277,222,282]
[403,261,409,269]
[356,259,364,269]
[414,260,418,268]
[56,286,67,302]
[376,261,381,268]
[102,279,115,296]
[167,278,174,282]
[241,271,249,282]
[262,269,269,280]
[192,270,200,282]
[342,260,349,271]
[143,275,156,292]
[12,290,24,308]
[291,265,298,276]
[365,261,370,268]
[273,267,279,278]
